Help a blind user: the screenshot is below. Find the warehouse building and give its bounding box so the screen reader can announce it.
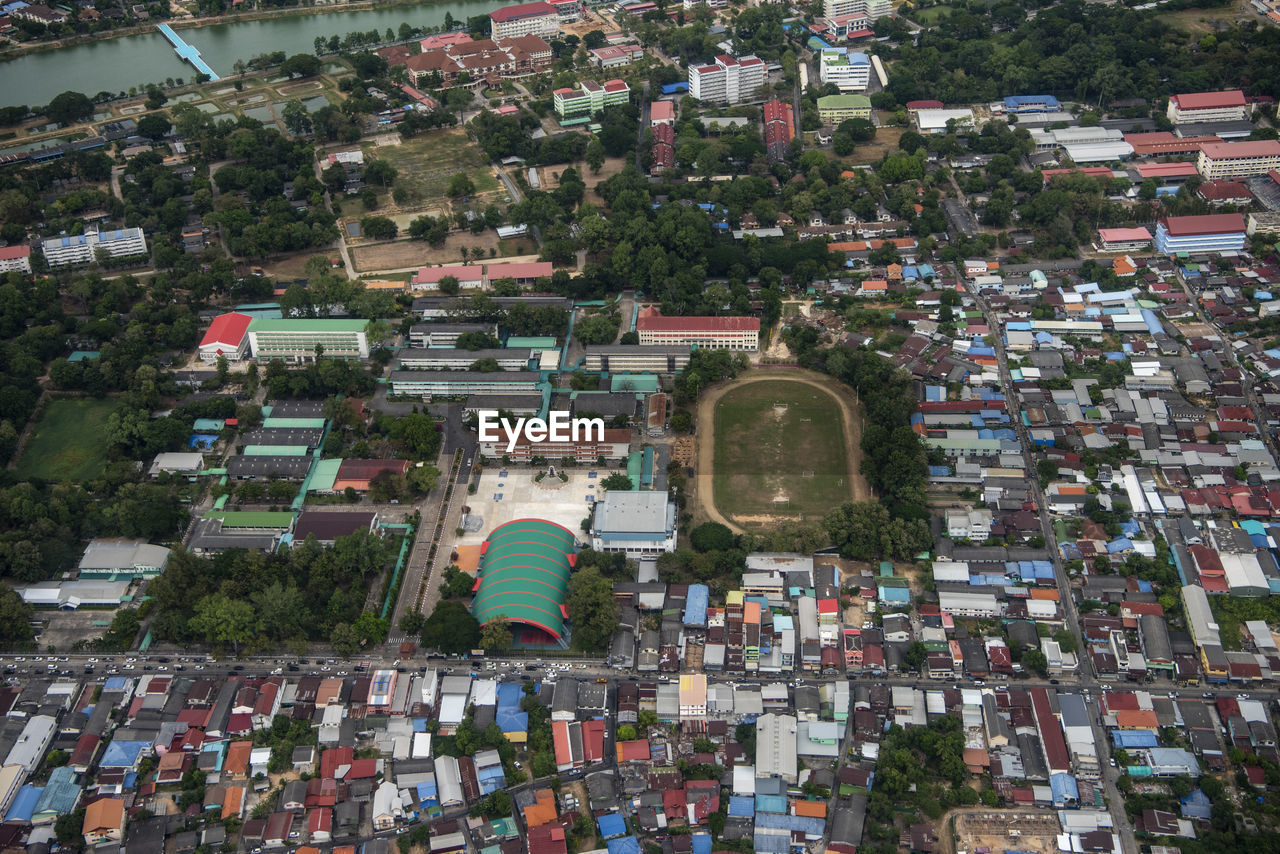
[590,491,677,555]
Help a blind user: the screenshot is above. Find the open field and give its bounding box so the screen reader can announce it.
[1157,0,1254,33]
[16,398,118,482]
[700,372,869,529]
[349,234,539,273]
[366,131,503,209]
[843,122,905,166]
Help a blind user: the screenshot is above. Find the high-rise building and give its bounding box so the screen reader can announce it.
[823,0,890,20]
[488,1,559,40]
[687,54,765,105]
[819,48,871,91]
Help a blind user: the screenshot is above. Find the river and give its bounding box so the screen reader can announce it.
[0,0,529,109]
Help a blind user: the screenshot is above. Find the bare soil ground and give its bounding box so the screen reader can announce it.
[842,122,906,166]
[941,809,1064,854]
[585,156,633,202]
[1157,0,1254,33]
[693,369,871,534]
[257,252,328,280]
[350,234,538,273]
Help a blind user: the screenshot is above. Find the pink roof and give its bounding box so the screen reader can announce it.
[490,1,555,21]
[1159,213,1246,236]
[420,32,473,51]
[650,101,674,121]
[487,261,553,280]
[603,79,628,92]
[0,245,30,261]
[738,56,764,66]
[1201,140,1280,159]
[1098,227,1152,242]
[1171,90,1246,110]
[1134,162,1198,177]
[637,315,761,332]
[200,312,252,349]
[413,265,483,284]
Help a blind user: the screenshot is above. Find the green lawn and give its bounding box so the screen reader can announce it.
[712,381,849,522]
[15,398,118,482]
[368,130,502,207]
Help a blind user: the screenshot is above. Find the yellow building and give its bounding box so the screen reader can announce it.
[817,93,873,125]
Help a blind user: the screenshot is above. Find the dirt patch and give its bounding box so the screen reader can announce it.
[840,121,906,166]
[693,368,871,534]
[585,156,633,201]
[941,808,1064,854]
[255,252,330,280]
[1156,0,1254,33]
[350,234,539,274]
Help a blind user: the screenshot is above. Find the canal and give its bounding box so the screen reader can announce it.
[0,0,530,109]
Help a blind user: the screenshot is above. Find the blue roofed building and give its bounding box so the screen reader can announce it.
[33,766,81,824]
[5,786,41,823]
[495,682,529,741]
[691,833,712,854]
[1049,773,1079,807]
[728,796,755,817]
[598,814,628,839]
[684,585,709,627]
[606,836,642,854]
[100,740,149,771]
[1004,95,1060,113]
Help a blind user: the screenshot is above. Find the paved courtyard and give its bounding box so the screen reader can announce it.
[459,466,629,547]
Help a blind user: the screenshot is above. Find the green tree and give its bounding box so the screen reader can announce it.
[330,622,360,657]
[407,464,441,493]
[137,112,173,140]
[282,100,313,137]
[585,137,606,173]
[479,619,513,654]
[448,173,476,197]
[567,566,617,652]
[280,53,322,77]
[46,91,94,125]
[690,522,734,552]
[600,473,634,491]
[189,594,256,655]
[421,600,481,654]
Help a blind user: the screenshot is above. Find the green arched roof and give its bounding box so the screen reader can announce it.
[471,519,576,639]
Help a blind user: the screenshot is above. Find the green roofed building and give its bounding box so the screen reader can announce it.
[247,318,370,363]
[816,93,872,124]
[471,519,576,641]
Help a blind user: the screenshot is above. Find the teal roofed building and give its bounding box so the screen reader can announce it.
[471,519,576,642]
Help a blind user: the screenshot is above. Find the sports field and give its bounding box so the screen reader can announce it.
[15,398,117,482]
[710,379,852,523]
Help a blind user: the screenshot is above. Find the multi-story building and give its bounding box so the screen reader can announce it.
[817,93,872,124]
[390,370,541,399]
[476,423,631,462]
[1167,90,1249,125]
[688,54,765,105]
[247,319,370,363]
[403,34,552,88]
[1153,213,1247,255]
[819,49,871,92]
[553,79,630,119]
[580,345,691,372]
[489,1,559,39]
[550,0,583,23]
[396,348,532,371]
[763,99,795,163]
[0,246,31,274]
[1196,140,1280,179]
[590,491,677,554]
[590,44,644,68]
[41,226,148,267]
[636,313,760,350]
[823,0,890,19]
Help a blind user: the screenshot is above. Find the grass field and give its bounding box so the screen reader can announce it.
[1156,0,1253,33]
[16,398,118,482]
[711,380,849,521]
[368,131,503,209]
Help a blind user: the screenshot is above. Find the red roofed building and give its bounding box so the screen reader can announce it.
[489,1,558,39]
[763,98,795,163]
[651,122,675,171]
[1133,161,1199,181]
[411,265,483,290]
[0,245,31,274]
[1096,227,1153,253]
[1198,140,1280,180]
[527,825,567,854]
[1167,90,1248,125]
[636,310,760,350]
[1154,213,1247,255]
[649,99,675,126]
[199,313,253,363]
[1124,131,1221,156]
[1198,180,1253,205]
[905,100,944,110]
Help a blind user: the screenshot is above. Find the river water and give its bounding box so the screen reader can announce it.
[0,0,526,109]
